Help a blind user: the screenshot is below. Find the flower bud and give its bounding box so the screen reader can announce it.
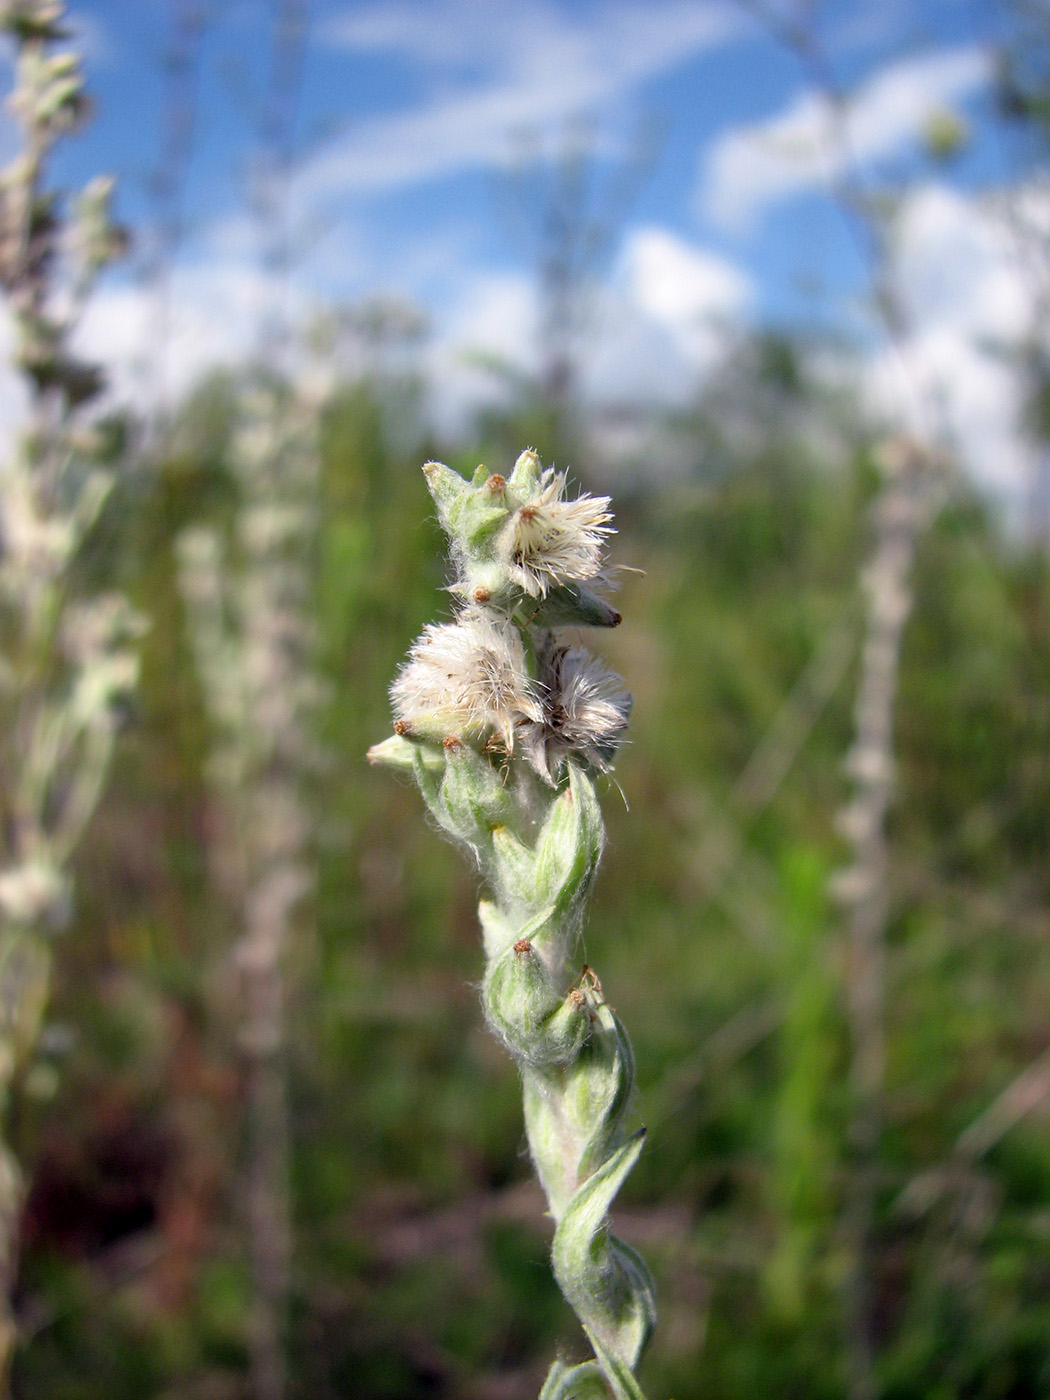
[536,1359,607,1400]
[524,997,635,1218]
[423,459,509,556]
[533,765,605,919]
[434,740,515,869]
[0,1,68,42]
[483,937,589,1066]
[366,732,442,772]
[490,821,540,911]
[421,458,469,526]
[508,448,543,498]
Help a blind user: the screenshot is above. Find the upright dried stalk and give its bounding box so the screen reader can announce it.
[834,437,944,1400]
[0,0,134,1384]
[371,451,654,1400]
[177,379,321,1400]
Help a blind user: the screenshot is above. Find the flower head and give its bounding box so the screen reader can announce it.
[501,470,613,598]
[391,607,541,751]
[521,639,631,785]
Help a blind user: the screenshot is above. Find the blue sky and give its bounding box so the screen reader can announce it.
[3,0,1039,498]
[64,0,998,309]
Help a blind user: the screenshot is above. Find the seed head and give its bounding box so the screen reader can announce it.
[391,607,542,751]
[501,470,613,598]
[521,639,631,785]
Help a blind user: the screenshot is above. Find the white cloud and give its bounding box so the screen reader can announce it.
[322,0,736,77]
[304,0,740,200]
[701,46,990,231]
[58,188,1046,519]
[624,226,751,334]
[72,259,298,415]
[889,184,1029,339]
[420,226,752,432]
[7,178,1039,518]
[584,226,751,403]
[0,216,753,448]
[423,271,539,436]
[864,183,1041,508]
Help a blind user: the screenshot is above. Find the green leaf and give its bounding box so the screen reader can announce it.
[366,733,442,772]
[539,1357,610,1400]
[529,581,622,630]
[552,1130,656,1374]
[534,765,604,919]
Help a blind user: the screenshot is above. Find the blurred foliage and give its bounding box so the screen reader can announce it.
[5,326,1050,1400]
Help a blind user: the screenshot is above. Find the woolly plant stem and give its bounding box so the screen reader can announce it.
[0,2,132,1386]
[370,451,653,1399]
[178,380,321,1400]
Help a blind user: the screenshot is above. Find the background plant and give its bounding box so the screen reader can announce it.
[0,0,135,1384]
[177,372,322,1400]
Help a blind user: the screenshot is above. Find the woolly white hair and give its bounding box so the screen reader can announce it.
[391,606,542,750]
[501,471,613,598]
[521,638,631,785]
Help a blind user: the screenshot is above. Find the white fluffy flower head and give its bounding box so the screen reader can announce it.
[372,454,631,785]
[391,607,542,751]
[502,470,613,598]
[521,640,631,785]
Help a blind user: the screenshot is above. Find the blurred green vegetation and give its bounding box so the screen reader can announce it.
[8,333,1050,1400]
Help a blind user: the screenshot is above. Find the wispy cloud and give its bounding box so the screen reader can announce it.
[700,46,990,231]
[305,0,741,200]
